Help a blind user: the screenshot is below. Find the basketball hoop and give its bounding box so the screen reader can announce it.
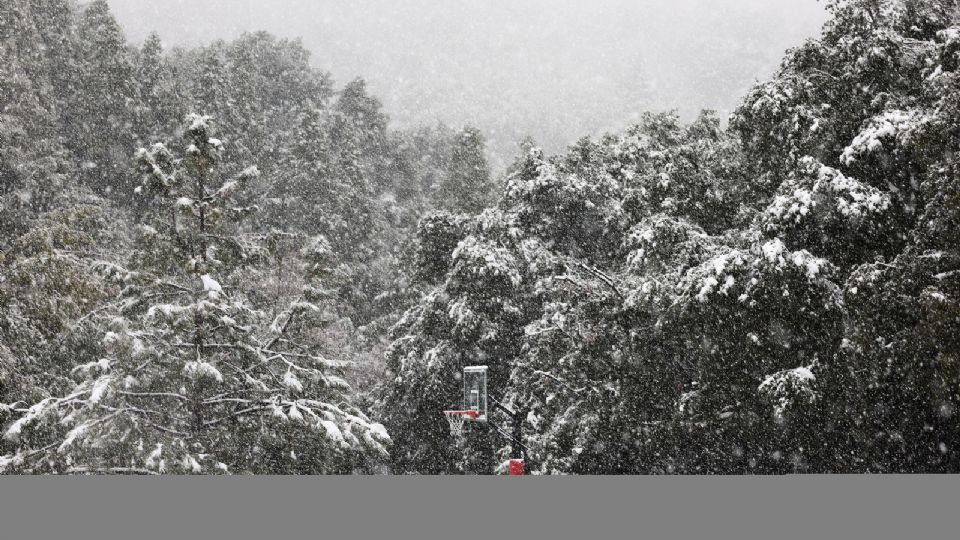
[444,366,525,475]
[444,410,479,438]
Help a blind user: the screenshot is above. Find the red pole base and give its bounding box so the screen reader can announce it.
[508,459,525,476]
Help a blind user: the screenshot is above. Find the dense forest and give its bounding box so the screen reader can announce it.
[2,0,959,474]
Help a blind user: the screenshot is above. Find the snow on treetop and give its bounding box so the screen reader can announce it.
[760,238,788,264]
[215,181,238,198]
[287,403,305,422]
[760,239,826,279]
[763,157,891,230]
[182,454,202,474]
[368,422,390,442]
[146,303,190,321]
[238,165,260,180]
[677,236,832,306]
[144,444,164,472]
[841,110,931,165]
[283,371,304,393]
[183,361,223,383]
[186,113,212,132]
[320,420,345,444]
[88,375,113,403]
[4,398,56,442]
[71,358,111,377]
[58,422,91,453]
[939,26,960,44]
[451,235,522,288]
[201,274,222,297]
[759,365,818,422]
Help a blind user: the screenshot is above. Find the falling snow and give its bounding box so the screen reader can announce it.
[1,0,958,476]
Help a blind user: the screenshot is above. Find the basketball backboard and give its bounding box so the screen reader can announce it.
[463,366,488,421]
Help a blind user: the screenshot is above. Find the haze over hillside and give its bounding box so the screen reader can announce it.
[108,0,828,163]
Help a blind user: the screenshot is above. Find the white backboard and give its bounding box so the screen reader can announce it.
[463,366,488,421]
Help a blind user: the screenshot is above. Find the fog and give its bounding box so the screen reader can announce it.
[108,0,827,162]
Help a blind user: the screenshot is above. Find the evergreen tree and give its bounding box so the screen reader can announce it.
[1,116,389,474]
[134,32,180,143]
[63,0,137,196]
[437,127,496,215]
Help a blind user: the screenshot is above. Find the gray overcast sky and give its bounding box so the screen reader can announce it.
[108,0,827,161]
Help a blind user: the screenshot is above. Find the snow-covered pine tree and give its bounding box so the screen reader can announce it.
[134,32,181,145]
[1,115,389,474]
[63,0,138,196]
[436,126,496,215]
[334,78,389,164]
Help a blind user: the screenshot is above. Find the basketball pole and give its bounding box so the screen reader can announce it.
[451,366,528,475]
[490,397,529,475]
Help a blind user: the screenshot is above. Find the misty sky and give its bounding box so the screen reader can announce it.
[108,0,828,162]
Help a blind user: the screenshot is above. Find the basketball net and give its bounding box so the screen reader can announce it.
[444,410,478,438]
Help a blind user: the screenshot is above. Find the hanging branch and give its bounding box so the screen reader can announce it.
[574,261,626,301]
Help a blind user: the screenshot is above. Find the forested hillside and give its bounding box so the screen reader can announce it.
[383,0,960,475]
[3,0,960,474]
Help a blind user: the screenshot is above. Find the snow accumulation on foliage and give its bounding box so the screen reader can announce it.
[759,366,819,422]
[841,110,932,165]
[761,158,892,248]
[3,0,960,475]
[380,0,960,475]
